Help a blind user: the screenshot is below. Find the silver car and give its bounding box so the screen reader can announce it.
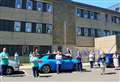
[0,60,19,75]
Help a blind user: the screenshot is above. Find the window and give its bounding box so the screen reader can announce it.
[26,0,33,10]
[88,28,92,36]
[15,0,22,8]
[112,31,119,35]
[104,30,110,36]
[90,12,94,19]
[25,23,32,32]
[37,2,42,11]
[94,12,98,20]
[46,24,52,34]
[112,16,120,24]
[98,29,105,36]
[14,21,21,32]
[84,11,88,18]
[76,8,81,16]
[76,27,81,36]
[115,7,120,12]
[91,29,95,37]
[105,14,108,22]
[0,20,14,32]
[81,28,84,36]
[76,8,84,17]
[47,4,53,13]
[48,54,56,59]
[42,3,47,12]
[36,24,42,33]
[95,29,98,37]
[84,28,88,36]
[87,11,91,19]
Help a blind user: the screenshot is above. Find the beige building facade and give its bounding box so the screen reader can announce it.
[0,0,120,55]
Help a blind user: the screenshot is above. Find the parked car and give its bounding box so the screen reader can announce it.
[105,53,114,67]
[38,54,79,73]
[0,60,19,75]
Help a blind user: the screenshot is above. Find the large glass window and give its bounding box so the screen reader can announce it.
[26,0,33,10]
[15,0,22,8]
[46,24,52,34]
[37,2,42,11]
[47,4,53,13]
[25,23,32,32]
[14,21,21,32]
[36,24,42,33]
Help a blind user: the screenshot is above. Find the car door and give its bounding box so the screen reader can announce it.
[61,55,73,70]
[48,54,57,71]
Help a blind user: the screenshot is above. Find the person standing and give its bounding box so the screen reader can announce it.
[113,52,119,70]
[55,50,62,74]
[100,53,106,75]
[30,47,40,78]
[89,51,94,68]
[76,49,82,71]
[14,52,20,66]
[0,48,9,76]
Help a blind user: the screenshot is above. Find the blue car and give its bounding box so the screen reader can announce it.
[38,54,78,73]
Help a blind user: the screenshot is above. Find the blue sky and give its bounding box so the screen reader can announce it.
[72,0,120,8]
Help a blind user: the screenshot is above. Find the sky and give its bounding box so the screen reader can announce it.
[72,0,120,9]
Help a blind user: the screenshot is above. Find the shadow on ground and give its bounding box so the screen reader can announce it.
[105,72,116,75]
[39,75,52,78]
[6,71,25,77]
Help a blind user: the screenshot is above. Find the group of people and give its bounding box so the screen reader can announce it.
[0,47,119,77]
[89,50,120,75]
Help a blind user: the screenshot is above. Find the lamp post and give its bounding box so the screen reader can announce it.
[64,21,67,52]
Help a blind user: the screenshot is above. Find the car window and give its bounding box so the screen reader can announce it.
[62,55,72,60]
[48,54,56,59]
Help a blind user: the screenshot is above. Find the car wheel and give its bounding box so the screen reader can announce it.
[41,65,51,73]
[7,66,14,75]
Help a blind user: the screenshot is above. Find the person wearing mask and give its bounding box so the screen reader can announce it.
[30,47,40,78]
[76,49,82,71]
[0,48,9,76]
[113,52,119,70]
[89,51,94,68]
[55,50,62,74]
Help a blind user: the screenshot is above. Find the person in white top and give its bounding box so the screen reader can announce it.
[89,51,94,68]
[113,52,119,70]
[55,51,62,74]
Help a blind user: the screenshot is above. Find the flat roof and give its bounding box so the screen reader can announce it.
[66,0,120,16]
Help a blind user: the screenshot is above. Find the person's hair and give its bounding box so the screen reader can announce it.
[33,47,38,52]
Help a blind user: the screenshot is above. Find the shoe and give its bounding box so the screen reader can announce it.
[0,76,3,77]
